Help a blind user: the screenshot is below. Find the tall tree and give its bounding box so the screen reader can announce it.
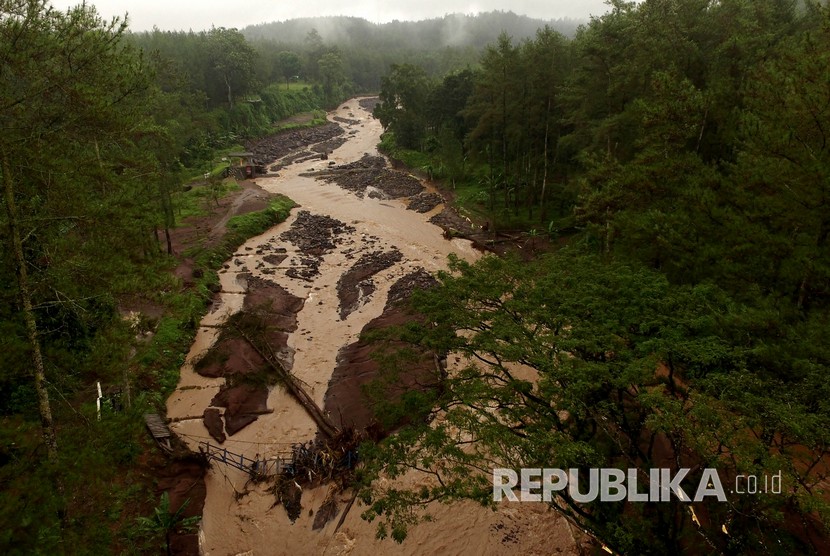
[318,49,346,107]
[0,0,152,458]
[522,26,570,218]
[206,27,257,108]
[276,50,302,89]
[576,70,717,279]
[465,32,522,182]
[426,68,477,185]
[728,8,830,307]
[560,1,640,161]
[375,63,433,149]
[303,28,326,82]
[360,251,830,554]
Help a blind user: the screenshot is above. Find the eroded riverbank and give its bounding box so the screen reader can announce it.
[166,98,579,556]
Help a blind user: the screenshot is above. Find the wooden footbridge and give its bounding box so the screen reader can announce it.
[144,321,344,481]
[198,441,294,478]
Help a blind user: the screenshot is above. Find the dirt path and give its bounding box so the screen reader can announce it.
[165,99,581,556]
[207,185,268,243]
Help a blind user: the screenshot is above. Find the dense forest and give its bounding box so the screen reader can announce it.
[241,12,580,90]
[361,0,830,554]
[2,0,829,554]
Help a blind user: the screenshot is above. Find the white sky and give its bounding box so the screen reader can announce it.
[48,0,614,32]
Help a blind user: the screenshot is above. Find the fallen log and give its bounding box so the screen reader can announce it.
[234,325,340,439]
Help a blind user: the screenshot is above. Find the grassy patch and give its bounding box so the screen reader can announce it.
[395,149,432,172]
[187,194,296,271]
[378,133,433,173]
[172,179,241,224]
[227,195,296,238]
[272,110,328,132]
[267,81,316,93]
[184,144,246,183]
[286,81,314,91]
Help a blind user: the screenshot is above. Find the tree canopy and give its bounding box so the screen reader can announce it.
[364,1,830,553]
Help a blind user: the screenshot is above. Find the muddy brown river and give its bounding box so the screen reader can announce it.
[165,99,578,556]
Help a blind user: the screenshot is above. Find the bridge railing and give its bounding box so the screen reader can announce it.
[198,441,294,478]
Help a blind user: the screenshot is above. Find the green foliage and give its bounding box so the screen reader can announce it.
[375,64,433,149]
[0,406,166,555]
[173,179,241,223]
[0,0,158,300]
[375,25,576,227]
[0,1,311,553]
[226,195,297,238]
[129,24,347,142]
[275,50,302,89]
[2,0,830,553]
[220,85,327,136]
[0,181,296,554]
[272,110,328,132]
[378,133,432,171]
[207,27,259,109]
[135,492,200,556]
[0,5,301,546]
[361,250,829,553]
[318,50,351,107]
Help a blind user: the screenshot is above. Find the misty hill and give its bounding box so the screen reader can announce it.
[242,11,583,50]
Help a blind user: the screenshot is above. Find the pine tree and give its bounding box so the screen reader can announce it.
[0,0,153,458]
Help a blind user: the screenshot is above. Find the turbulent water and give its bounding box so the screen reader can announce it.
[165,99,576,556]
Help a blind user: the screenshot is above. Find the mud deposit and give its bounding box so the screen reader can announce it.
[336,249,403,319]
[325,269,439,432]
[279,211,355,281]
[407,191,445,213]
[156,453,209,554]
[193,276,304,442]
[247,122,346,171]
[358,97,380,112]
[166,98,581,556]
[306,153,424,199]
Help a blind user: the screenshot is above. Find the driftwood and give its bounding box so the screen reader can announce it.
[234,326,340,439]
[334,491,358,533]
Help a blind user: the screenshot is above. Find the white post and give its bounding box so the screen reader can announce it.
[96,381,102,421]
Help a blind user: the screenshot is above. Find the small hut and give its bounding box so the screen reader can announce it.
[227,151,256,179]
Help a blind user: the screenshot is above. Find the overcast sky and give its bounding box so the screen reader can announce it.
[48,0,614,32]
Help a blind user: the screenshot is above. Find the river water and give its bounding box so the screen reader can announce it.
[165,99,577,556]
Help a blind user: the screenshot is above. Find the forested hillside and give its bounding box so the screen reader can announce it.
[362,1,830,554]
[243,12,581,48]
[241,12,581,91]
